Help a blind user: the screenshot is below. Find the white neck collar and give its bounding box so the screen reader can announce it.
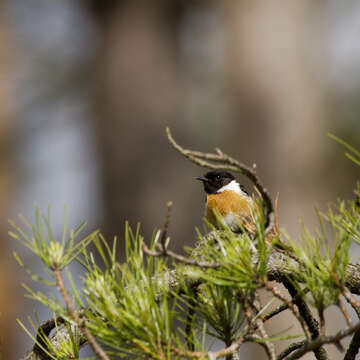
[217,180,247,196]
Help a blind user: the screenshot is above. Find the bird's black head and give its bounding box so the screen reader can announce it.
[196,171,235,194]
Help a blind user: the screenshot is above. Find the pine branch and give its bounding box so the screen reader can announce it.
[54,268,110,360]
[21,248,360,359]
[166,127,274,229]
[17,133,360,360]
[337,299,352,327]
[282,279,328,360]
[32,316,65,359]
[263,302,289,322]
[251,295,276,360]
[261,288,310,323]
[160,201,172,254]
[20,323,86,360]
[266,251,360,296]
[343,287,360,360]
[277,341,306,360]
[264,282,311,341]
[185,290,197,351]
[282,320,360,360]
[344,329,360,360]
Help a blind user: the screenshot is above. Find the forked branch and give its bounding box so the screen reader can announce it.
[166,127,274,229]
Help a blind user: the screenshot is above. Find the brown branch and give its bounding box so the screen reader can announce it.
[251,295,276,360]
[170,346,207,359]
[160,201,173,254]
[344,328,360,360]
[171,335,258,360]
[143,241,220,268]
[22,249,360,359]
[171,336,246,360]
[319,307,344,359]
[265,251,360,296]
[282,279,328,360]
[318,308,326,337]
[32,316,65,360]
[262,288,311,323]
[277,341,307,360]
[264,281,311,341]
[210,336,246,359]
[166,127,274,229]
[148,243,360,299]
[146,239,360,295]
[53,268,110,360]
[20,324,86,360]
[340,286,360,360]
[262,302,289,323]
[342,286,360,311]
[338,299,352,327]
[283,320,360,360]
[209,334,274,360]
[274,193,280,236]
[242,298,256,329]
[144,201,221,268]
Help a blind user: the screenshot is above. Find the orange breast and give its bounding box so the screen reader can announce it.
[206,191,255,232]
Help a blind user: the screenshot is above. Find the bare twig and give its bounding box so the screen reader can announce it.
[342,286,360,312]
[283,320,360,360]
[160,201,173,254]
[264,281,311,341]
[143,242,220,268]
[250,334,277,360]
[262,302,289,323]
[54,268,110,360]
[243,299,256,330]
[171,336,246,359]
[274,193,280,236]
[170,346,207,359]
[144,201,221,268]
[344,328,360,360]
[277,341,306,360]
[209,334,273,359]
[166,127,274,229]
[318,308,326,336]
[210,336,246,359]
[282,279,328,360]
[252,295,276,360]
[262,289,311,323]
[337,299,352,327]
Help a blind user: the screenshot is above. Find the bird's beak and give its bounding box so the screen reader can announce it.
[196,176,208,182]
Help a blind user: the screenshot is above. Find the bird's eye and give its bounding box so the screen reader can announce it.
[216,175,221,180]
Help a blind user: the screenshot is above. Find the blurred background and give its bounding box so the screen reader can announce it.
[1,0,360,359]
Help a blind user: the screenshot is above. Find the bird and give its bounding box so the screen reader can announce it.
[196,170,257,234]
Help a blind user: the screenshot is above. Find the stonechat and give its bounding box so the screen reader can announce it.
[196,170,256,234]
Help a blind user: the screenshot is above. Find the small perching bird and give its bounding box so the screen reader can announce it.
[196,170,257,234]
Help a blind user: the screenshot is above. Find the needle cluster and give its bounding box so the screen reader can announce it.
[14,131,360,360]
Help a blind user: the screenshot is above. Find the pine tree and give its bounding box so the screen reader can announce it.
[16,130,360,360]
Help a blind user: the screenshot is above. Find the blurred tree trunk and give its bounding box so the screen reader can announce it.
[222,1,329,232]
[87,0,331,251]
[222,2,333,359]
[0,6,17,359]
[87,1,192,249]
